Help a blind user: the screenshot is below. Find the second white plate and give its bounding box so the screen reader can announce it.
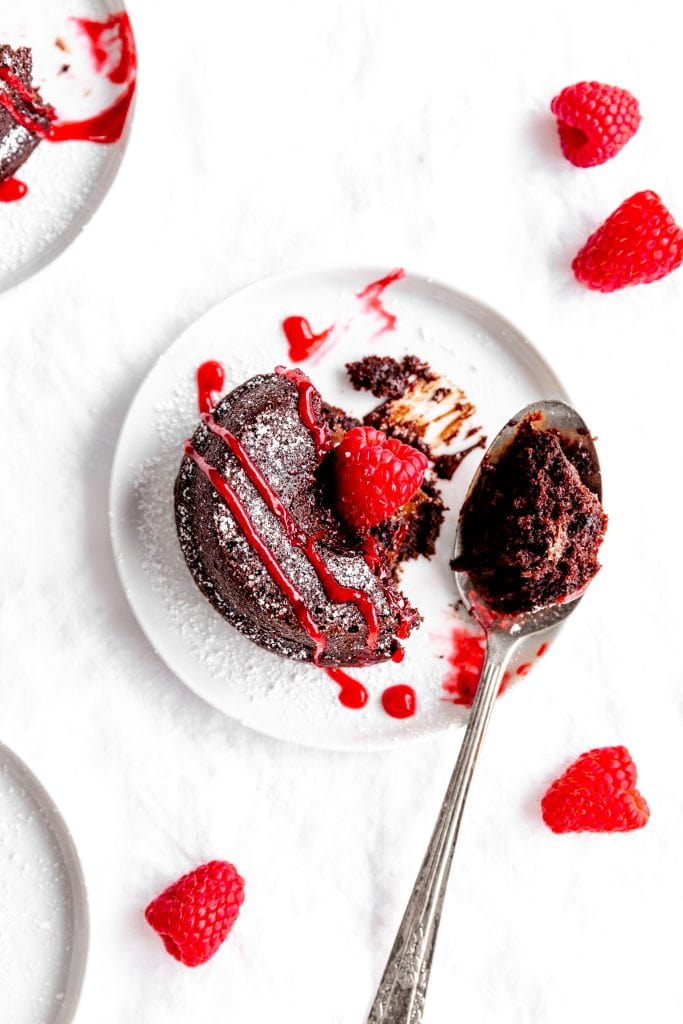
[0,742,88,1024]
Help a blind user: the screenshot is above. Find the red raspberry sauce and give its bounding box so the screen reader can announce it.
[0,177,28,202]
[282,317,332,363]
[323,668,369,709]
[355,268,405,336]
[281,268,405,362]
[442,625,509,707]
[48,13,137,143]
[72,12,136,85]
[0,13,136,147]
[196,360,226,414]
[381,684,417,719]
[274,366,330,454]
[48,80,135,144]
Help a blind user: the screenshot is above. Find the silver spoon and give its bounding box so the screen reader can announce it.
[367,400,602,1024]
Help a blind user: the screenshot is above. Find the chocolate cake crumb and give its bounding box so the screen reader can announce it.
[372,476,446,564]
[346,355,436,399]
[452,416,607,614]
[320,402,361,445]
[363,406,433,457]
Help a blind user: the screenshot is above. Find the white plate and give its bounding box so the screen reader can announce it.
[110,265,569,751]
[0,742,88,1024]
[1,1,136,293]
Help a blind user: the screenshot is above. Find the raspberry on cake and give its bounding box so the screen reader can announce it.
[452,414,607,614]
[0,44,54,184]
[334,425,429,531]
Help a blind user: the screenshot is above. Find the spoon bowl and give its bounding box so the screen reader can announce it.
[453,399,603,640]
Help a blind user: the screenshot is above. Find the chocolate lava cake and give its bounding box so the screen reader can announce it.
[0,44,53,182]
[452,415,607,614]
[175,370,421,667]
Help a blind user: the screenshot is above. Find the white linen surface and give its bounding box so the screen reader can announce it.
[1,0,681,1020]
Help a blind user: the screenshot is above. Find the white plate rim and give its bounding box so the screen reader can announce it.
[108,262,571,751]
[0,740,89,1024]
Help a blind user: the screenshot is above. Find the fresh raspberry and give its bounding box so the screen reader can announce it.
[334,425,428,530]
[145,860,245,966]
[573,190,683,291]
[541,746,650,834]
[550,81,641,167]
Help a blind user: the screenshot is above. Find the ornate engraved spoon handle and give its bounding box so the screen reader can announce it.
[367,630,517,1024]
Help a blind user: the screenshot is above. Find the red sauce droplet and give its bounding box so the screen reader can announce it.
[391,646,405,663]
[0,177,28,202]
[355,268,405,337]
[537,642,549,657]
[382,684,417,719]
[196,360,225,414]
[324,667,368,709]
[516,662,532,677]
[282,316,333,363]
[442,625,510,707]
[275,365,330,454]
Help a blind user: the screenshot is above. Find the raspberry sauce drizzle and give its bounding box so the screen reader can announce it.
[442,625,508,707]
[185,442,326,661]
[323,668,368,709]
[0,177,27,202]
[197,361,225,414]
[282,317,332,363]
[382,684,417,719]
[201,413,380,647]
[275,366,330,454]
[48,13,137,142]
[356,268,405,336]
[0,66,54,133]
[280,268,404,363]
[72,12,136,86]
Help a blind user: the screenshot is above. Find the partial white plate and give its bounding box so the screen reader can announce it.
[110,265,569,751]
[0,741,88,1024]
[1,1,136,293]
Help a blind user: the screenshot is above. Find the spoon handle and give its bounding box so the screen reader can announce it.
[366,630,516,1024]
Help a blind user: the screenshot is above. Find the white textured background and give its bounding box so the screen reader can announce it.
[1,0,682,1020]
